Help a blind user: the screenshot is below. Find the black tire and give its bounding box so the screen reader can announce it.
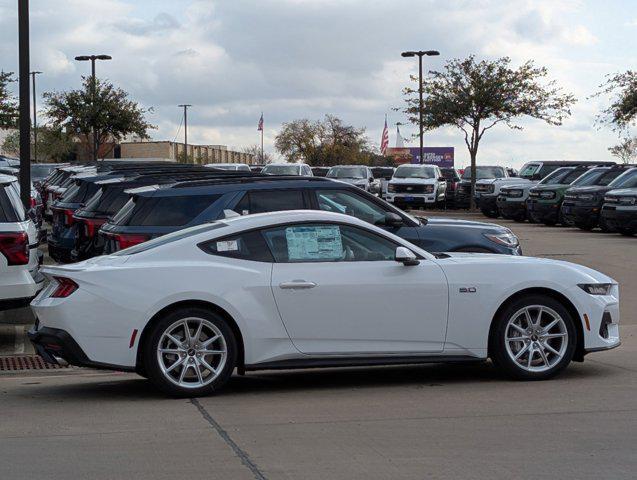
[481,207,499,218]
[575,222,593,231]
[619,228,635,237]
[143,307,237,397]
[489,294,577,380]
[526,213,538,224]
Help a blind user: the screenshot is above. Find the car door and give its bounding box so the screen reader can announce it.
[311,188,422,246]
[265,222,449,355]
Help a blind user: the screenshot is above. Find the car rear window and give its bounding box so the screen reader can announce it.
[113,194,222,226]
[0,185,22,222]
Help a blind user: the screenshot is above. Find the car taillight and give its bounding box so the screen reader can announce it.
[62,209,75,226]
[77,218,107,237]
[50,276,79,298]
[115,233,150,250]
[0,232,29,266]
[30,197,37,208]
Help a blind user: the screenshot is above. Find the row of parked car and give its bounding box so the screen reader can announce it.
[470,161,637,236]
[37,161,522,270]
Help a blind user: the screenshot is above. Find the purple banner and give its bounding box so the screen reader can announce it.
[408,147,454,168]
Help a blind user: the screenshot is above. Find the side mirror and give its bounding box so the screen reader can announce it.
[395,246,420,266]
[384,212,404,228]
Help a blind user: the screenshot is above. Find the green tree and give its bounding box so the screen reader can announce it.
[2,126,75,162]
[274,115,372,166]
[0,71,18,128]
[594,71,637,132]
[399,55,575,209]
[43,77,155,159]
[608,137,637,164]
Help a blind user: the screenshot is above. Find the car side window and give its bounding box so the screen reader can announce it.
[314,190,387,225]
[261,223,397,263]
[233,190,305,215]
[200,230,274,262]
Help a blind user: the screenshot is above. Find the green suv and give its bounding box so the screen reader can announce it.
[526,166,611,225]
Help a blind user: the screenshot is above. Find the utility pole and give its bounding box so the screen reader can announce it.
[178,104,191,163]
[18,0,31,209]
[30,71,42,163]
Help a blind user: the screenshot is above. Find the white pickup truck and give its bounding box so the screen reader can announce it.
[385,164,447,209]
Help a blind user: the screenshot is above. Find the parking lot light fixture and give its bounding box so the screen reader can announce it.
[400,50,440,164]
[74,54,112,161]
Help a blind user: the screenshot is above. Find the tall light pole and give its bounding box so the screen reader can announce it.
[30,71,42,163]
[74,54,112,161]
[18,0,31,208]
[178,104,191,163]
[401,50,439,164]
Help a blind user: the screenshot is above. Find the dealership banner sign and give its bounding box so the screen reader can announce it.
[386,147,454,167]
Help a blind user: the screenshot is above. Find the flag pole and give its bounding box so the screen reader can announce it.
[260,112,264,163]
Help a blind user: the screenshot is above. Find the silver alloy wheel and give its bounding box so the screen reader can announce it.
[157,317,227,389]
[504,305,568,373]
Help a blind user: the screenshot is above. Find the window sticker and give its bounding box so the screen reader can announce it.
[285,225,343,260]
[217,239,239,252]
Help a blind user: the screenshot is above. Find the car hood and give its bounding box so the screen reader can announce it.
[530,184,568,192]
[566,185,611,194]
[390,178,437,185]
[424,217,505,231]
[605,188,637,197]
[437,253,615,284]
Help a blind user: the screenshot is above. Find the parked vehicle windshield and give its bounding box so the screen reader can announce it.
[460,166,506,180]
[539,168,573,185]
[371,167,394,180]
[394,165,436,179]
[262,164,299,175]
[609,168,637,188]
[519,163,541,178]
[570,169,606,186]
[327,167,366,179]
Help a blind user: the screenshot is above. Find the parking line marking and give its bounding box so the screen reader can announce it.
[14,326,25,354]
[190,398,267,480]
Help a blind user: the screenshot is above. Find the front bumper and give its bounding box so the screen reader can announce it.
[475,195,498,211]
[497,197,526,218]
[387,193,437,206]
[561,202,602,227]
[28,324,134,371]
[526,199,560,223]
[600,206,637,232]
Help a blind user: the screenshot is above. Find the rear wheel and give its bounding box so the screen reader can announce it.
[489,295,576,380]
[143,307,237,396]
[619,228,635,236]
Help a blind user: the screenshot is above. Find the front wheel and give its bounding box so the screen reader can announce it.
[481,207,499,218]
[489,295,577,380]
[143,307,237,396]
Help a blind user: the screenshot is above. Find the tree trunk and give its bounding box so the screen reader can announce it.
[469,150,477,211]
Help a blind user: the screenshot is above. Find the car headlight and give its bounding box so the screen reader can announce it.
[388,184,396,193]
[578,283,613,295]
[619,196,637,205]
[484,231,519,247]
[539,191,556,199]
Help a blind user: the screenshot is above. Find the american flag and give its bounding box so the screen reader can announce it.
[380,117,389,155]
[257,113,263,131]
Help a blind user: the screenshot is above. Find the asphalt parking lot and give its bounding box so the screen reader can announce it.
[1,212,635,480]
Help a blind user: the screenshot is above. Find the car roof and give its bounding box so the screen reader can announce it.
[128,176,339,198]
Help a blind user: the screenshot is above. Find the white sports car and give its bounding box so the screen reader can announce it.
[29,210,620,396]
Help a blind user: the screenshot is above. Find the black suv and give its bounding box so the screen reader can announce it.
[561,165,637,230]
[98,176,521,256]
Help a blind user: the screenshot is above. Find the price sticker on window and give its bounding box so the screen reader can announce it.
[216,240,239,252]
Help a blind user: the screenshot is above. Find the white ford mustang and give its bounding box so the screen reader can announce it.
[29,210,620,396]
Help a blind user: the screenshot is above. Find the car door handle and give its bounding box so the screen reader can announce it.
[279,280,317,290]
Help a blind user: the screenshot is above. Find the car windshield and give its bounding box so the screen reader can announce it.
[609,168,637,188]
[113,222,228,256]
[31,164,58,181]
[461,166,506,180]
[371,167,394,180]
[594,169,625,186]
[539,168,572,185]
[327,167,366,179]
[519,163,541,178]
[570,169,605,186]
[394,165,436,179]
[262,165,299,175]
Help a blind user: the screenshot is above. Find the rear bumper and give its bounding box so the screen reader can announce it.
[0,269,44,311]
[48,239,74,263]
[28,324,134,371]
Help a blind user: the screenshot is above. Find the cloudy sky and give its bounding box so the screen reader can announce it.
[1,0,636,167]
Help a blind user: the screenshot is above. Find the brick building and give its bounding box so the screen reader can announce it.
[117,140,255,165]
